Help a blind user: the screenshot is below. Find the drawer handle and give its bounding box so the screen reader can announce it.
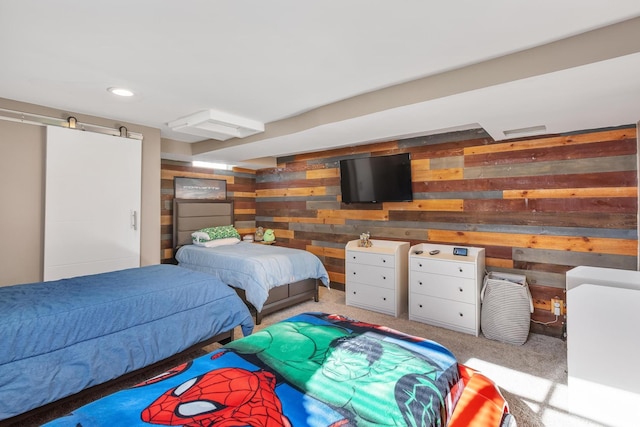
[382,276,386,280]
[459,313,463,317]
[353,256,357,260]
[383,297,386,301]
[353,291,356,295]
[418,281,423,286]
[419,304,423,308]
[458,267,463,272]
[458,287,463,292]
[353,272,356,275]
[419,263,423,267]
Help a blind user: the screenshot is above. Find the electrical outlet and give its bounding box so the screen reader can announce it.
[551,298,563,316]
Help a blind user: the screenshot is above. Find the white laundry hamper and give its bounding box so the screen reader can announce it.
[480,272,533,345]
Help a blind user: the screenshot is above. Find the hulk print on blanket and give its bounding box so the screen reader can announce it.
[225,313,460,426]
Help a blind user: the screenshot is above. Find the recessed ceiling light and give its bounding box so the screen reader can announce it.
[107,87,134,97]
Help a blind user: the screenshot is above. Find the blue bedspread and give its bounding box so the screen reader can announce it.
[176,242,330,311]
[0,265,254,421]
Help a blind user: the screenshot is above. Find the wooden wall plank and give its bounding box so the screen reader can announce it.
[235,209,256,215]
[427,229,637,256]
[307,168,339,179]
[259,208,318,218]
[465,197,637,213]
[410,158,430,172]
[464,128,634,155]
[233,191,257,198]
[464,155,637,180]
[466,138,636,167]
[257,177,339,189]
[305,245,345,260]
[487,257,514,268]
[389,210,637,230]
[318,209,389,221]
[414,171,638,193]
[274,216,346,225]
[257,187,328,197]
[161,169,235,184]
[503,187,638,199]
[512,247,638,270]
[385,200,464,211]
[413,167,463,181]
[329,271,346,285]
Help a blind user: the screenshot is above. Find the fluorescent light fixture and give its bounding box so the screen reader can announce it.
[192,161,235,170]
[503,125,547,137]
[107,87,134,97]
[168,109,265,141]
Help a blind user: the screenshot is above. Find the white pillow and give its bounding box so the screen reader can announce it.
[194,237,241,247]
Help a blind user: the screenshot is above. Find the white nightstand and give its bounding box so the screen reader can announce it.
[408,243,485,336]
[345,239,409,317]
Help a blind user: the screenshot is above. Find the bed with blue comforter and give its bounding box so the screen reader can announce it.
[176,241,330,322]
[0,264,254,422]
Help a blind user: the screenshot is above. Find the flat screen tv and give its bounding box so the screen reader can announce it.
[340,153,413,203]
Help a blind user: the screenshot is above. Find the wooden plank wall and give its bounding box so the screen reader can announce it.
[255,126,638,337]
[160,160,257,261]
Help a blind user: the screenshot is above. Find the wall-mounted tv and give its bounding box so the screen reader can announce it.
[340,153,413,203]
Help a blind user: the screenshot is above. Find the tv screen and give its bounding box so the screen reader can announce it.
[340,153,413,203]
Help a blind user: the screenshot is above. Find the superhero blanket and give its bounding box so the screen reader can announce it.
[44,312,510,427]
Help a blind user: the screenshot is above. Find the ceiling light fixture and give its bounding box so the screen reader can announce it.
[192,161,234,170]
[503,125,547,137]
[168,109,265,141]
[107,87,134,97]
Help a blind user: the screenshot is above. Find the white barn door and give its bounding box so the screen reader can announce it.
[44,126,141,281]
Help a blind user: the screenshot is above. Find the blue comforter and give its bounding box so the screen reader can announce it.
[176,242,330,311]
[0,264,254,421]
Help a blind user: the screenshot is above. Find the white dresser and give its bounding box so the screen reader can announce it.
[345,239,410,317]
[408,243,485,336]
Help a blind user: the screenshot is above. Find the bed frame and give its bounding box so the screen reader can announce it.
[173,198,319,324]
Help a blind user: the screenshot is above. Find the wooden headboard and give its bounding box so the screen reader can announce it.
[173,199,234,249]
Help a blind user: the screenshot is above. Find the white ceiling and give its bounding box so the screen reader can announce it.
[1,1,640,168]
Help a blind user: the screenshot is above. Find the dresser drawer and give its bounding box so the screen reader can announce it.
[409,294,475,331]
[347,250,395,268]
[410,257,475,279]
[346,282,396,314]
[409,271,475,304]
[346,263,395,289]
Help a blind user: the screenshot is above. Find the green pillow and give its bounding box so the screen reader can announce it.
[198,225,241,241]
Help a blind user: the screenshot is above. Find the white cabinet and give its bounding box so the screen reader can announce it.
[409,243,485,336]
[345,239,410,317]
[565,267,640,426]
